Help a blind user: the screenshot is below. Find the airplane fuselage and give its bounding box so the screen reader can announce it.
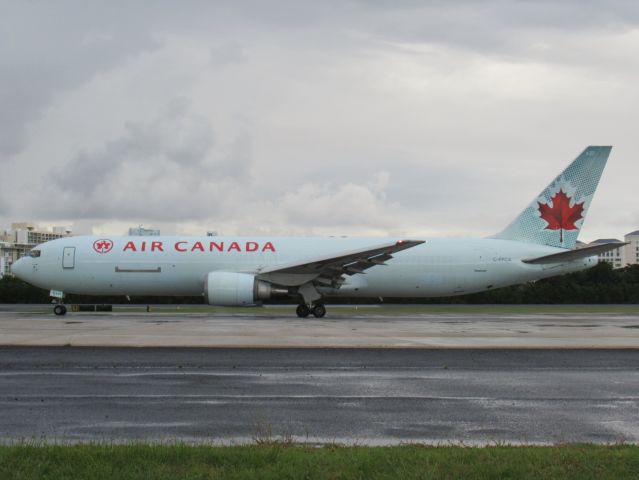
[12,235,596,299]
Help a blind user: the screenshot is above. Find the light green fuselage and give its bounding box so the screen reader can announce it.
[12,235,596,299]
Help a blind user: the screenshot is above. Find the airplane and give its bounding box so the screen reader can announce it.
[11,146,625,317]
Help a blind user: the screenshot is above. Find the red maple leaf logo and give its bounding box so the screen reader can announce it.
[538,189,584,243]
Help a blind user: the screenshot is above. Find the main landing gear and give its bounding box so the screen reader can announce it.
[296,303,326,318]
[53,304,67,316]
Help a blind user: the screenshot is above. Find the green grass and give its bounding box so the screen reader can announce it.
[0,444,638,479]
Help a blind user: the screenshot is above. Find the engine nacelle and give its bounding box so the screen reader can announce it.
[204,271,287,306]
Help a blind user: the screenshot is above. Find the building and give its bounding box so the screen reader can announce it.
[590,238,625,269]
[588,230,639,269]
[0,242,8,278]
[623,230,639,266]
[128,226,160,236]
[0,222,72,277]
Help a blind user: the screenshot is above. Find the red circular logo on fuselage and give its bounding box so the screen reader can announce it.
[93,239,114,254]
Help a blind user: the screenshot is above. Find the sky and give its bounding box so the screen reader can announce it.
[1,1,638,241]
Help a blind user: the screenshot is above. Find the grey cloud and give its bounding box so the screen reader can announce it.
[210,42,246,67]
[0,3,159,158]
[54,98,214,195]
[218,132,253,178]
[359,1,639,40]
[3,1,638,239]
[386,165,483,209]
[143,2,639,56]
[36,99,243,221]
[160,99,216,166]
[315,1,639,66]
[2,0,633,159]
[148,1,639,37]
[278,175,401,229]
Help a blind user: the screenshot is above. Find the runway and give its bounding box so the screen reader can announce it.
[2,309,639,348]
[1,309,638,444]
[1,347,638,445]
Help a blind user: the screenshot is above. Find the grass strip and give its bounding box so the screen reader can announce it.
[1,444,638,480]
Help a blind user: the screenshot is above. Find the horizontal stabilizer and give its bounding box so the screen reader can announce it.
[522,242,627,265]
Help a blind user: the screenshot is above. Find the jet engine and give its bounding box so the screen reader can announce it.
[204,271,289,306]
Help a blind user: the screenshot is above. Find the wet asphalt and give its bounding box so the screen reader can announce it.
[0,346,638,445]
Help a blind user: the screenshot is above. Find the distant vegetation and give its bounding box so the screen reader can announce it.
[0,275,51,303]
[438,262,639,305]
[1,262,638,304]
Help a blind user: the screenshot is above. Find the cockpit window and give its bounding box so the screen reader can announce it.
[28,250,41,258]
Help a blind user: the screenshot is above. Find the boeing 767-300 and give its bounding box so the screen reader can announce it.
[11,146,623,317]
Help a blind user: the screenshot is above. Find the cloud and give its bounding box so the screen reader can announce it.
[53,98,213,193]
[33,98,247,221]
[279,173,398,229]
[2,2,639,240]
[356,1,639,57]
[37,107,403,232]
[210,42,246,67]
[0,3,159,157]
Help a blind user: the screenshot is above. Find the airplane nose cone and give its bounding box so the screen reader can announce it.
[10,258,28,280]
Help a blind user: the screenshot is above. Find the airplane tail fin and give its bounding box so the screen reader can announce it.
[493,146,611,249]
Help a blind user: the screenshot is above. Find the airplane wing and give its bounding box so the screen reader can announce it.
[522,242,627,265]
[256,240,425,287]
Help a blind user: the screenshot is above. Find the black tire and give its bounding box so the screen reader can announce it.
[296,304,310,318]
[312,304,326,318]
[53,305,67,316]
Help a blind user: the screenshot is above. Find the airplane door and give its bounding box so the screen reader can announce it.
[62,247,75,269]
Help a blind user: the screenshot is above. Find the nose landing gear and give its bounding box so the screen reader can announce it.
[49,290,66,316]
[296,303,326,318]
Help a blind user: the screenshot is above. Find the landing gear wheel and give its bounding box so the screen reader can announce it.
[311,304,326,318]
[53,305,67,316]
[296,304,310,318]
